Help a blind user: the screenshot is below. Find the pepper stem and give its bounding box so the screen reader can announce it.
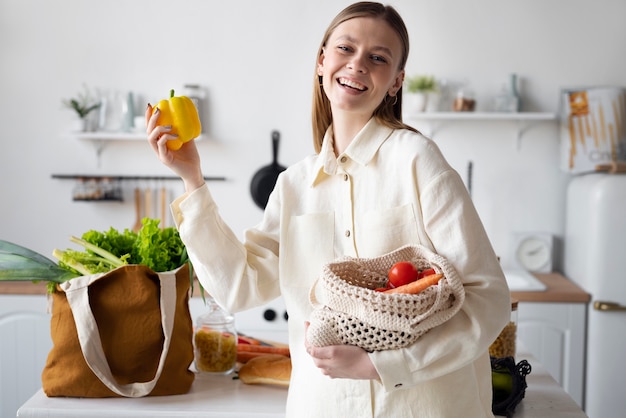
[170,89,175,98]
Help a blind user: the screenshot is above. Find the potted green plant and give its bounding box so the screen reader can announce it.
[406,75,437,94]
[404,75,439,113]
[62,85,101,131]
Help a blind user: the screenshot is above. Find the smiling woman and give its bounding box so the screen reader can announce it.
[3,1,626,414]
[311,2,417,154]
[145,2,511,417]
[316,17,405,138]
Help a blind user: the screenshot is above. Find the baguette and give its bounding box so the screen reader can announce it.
[237,351,270,364]
[238,354,291,387]
[383,273,443,294]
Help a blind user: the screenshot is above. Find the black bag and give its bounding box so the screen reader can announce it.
[491,356,532,417]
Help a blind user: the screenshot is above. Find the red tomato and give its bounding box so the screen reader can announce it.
[418,268,436,279]
[388,261,419,288]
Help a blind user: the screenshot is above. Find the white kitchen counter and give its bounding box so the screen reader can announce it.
[17,372,287,418]
[513,349,589,418]
[18,348,587,418]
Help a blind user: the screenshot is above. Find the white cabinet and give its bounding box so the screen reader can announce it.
[0,295,51,418]
[517,301,586,408]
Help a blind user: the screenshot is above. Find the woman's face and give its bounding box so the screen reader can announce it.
[317,17,405,119]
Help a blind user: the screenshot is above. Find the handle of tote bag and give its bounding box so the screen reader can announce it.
[61,269,177,397]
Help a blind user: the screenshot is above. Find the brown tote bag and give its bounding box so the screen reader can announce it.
[42,264,195,397]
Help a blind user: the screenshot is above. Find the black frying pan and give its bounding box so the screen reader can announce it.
[250,130,286,209]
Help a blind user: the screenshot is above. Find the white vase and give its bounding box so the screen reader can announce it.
[403,93,427,118]
[414,93,427,112]
[425,91,441,112]
[71,118,87,132]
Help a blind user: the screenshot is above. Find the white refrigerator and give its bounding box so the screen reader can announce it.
[564,172,626,417]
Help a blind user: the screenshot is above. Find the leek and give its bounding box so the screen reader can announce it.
[0,240,78,283]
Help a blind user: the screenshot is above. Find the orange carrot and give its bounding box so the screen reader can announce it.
[383,273,444,295]
[237,344,290,357]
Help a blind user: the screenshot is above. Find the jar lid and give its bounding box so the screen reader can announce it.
[197,297,234,326]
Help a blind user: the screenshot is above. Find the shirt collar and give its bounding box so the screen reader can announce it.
[310,118,394,187]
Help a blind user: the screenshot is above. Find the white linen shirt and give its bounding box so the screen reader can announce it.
[172,118,510,418]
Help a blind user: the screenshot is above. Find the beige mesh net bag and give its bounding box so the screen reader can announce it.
[307,244,465,352]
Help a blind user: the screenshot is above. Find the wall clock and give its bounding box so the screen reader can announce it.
[510,232,554,273]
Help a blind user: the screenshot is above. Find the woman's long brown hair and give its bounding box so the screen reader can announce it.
[311,2,418,153]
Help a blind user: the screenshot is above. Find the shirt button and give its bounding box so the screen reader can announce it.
[340,156,348,163]
[343,174,348,181]
[345,230,351,237]
[394,383,403,388]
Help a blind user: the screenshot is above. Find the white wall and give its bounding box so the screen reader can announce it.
[1,0,624,270]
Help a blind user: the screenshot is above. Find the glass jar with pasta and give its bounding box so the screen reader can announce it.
[194,297,238,375]
[489,299,518,359]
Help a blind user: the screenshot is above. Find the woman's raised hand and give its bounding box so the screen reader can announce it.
[145,104,205,192]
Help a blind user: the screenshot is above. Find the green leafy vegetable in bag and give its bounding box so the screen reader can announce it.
[134,218,187,272]
[81,227,136,261]
[0,218,191,293]
[0,240,79,285]
[53,235,129,277]
[59,218,187,274]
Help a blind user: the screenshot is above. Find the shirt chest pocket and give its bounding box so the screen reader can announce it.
[356,203,421,258]
[283,212,335,290]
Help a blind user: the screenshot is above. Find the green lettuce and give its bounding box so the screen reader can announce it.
[1,218,192,294]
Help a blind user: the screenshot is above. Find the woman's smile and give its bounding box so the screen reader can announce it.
[337,77,368,92]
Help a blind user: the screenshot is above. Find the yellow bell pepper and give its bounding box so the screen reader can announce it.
[153,89,201,151]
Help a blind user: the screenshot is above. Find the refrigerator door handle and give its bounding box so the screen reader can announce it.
[594,300,626,312]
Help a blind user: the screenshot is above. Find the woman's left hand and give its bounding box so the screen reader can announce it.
[304,322,380,380]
